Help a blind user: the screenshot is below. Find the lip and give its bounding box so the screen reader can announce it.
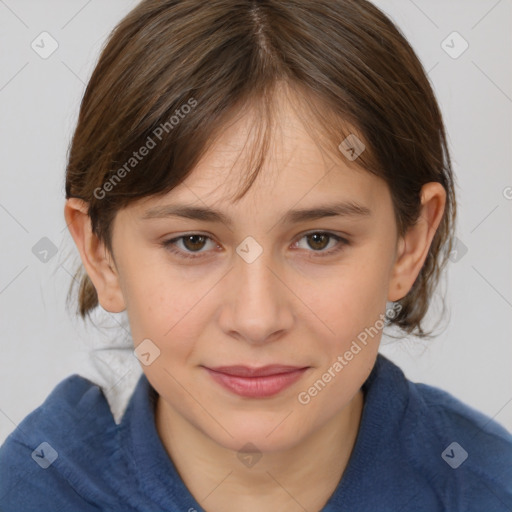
[203,365,309,398]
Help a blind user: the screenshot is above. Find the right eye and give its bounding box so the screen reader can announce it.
[161,234,219,260]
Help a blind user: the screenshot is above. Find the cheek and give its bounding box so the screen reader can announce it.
[119,257,202,348]
[298,254,391,346]
[293,263,387,421]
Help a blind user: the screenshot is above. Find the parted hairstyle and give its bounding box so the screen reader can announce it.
[65,0,457,338]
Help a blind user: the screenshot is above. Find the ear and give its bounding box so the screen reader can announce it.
[388,182,446,302]
[64,198,126,313]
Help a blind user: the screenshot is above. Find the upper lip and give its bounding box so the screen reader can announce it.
[205,365,308,377]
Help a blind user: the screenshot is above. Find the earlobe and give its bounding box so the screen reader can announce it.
[387,182,446,302]
[64,198,126,313]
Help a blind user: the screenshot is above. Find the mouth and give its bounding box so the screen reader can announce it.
[202,364,310,398]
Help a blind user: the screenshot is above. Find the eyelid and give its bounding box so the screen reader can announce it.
[295,228,351,242]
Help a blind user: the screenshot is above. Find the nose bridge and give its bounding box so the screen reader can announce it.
[237,246,276,302]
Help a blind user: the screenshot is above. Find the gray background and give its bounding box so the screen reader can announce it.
[1,0,511,444]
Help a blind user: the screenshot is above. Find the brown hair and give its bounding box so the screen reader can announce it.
[65,0,457,338]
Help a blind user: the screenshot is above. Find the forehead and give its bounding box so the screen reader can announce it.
[150,92,388,211]
[127,87,394,227]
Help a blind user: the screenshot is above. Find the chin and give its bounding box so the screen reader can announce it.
[205,415,308,454]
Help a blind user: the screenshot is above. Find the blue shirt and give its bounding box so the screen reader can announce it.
[1,354,511,511]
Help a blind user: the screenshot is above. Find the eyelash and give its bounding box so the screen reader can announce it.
[161,232,349,260]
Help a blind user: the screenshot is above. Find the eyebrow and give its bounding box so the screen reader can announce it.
[141,201,372,227]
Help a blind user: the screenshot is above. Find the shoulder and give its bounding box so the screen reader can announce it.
[407,377,512,461]
[400,368,512,510]
[0,373,117,450]
[0,374,123,511]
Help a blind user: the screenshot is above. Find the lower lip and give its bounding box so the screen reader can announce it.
[204,368,308,398]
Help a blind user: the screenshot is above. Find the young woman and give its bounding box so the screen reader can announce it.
[1,1,511,510]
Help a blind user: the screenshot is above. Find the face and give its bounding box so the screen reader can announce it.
[107,91,402,453]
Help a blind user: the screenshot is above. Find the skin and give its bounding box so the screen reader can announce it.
[65,87,446,512]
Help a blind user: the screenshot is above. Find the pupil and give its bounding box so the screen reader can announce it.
[309,233,328,250]
[185,235,205,251]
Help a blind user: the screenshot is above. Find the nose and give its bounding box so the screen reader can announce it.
[217,246,295,345]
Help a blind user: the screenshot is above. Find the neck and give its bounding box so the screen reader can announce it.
[155,389,364,512]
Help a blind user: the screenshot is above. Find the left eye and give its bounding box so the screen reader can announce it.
[293,232,345,253]
[162,232,348,260]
